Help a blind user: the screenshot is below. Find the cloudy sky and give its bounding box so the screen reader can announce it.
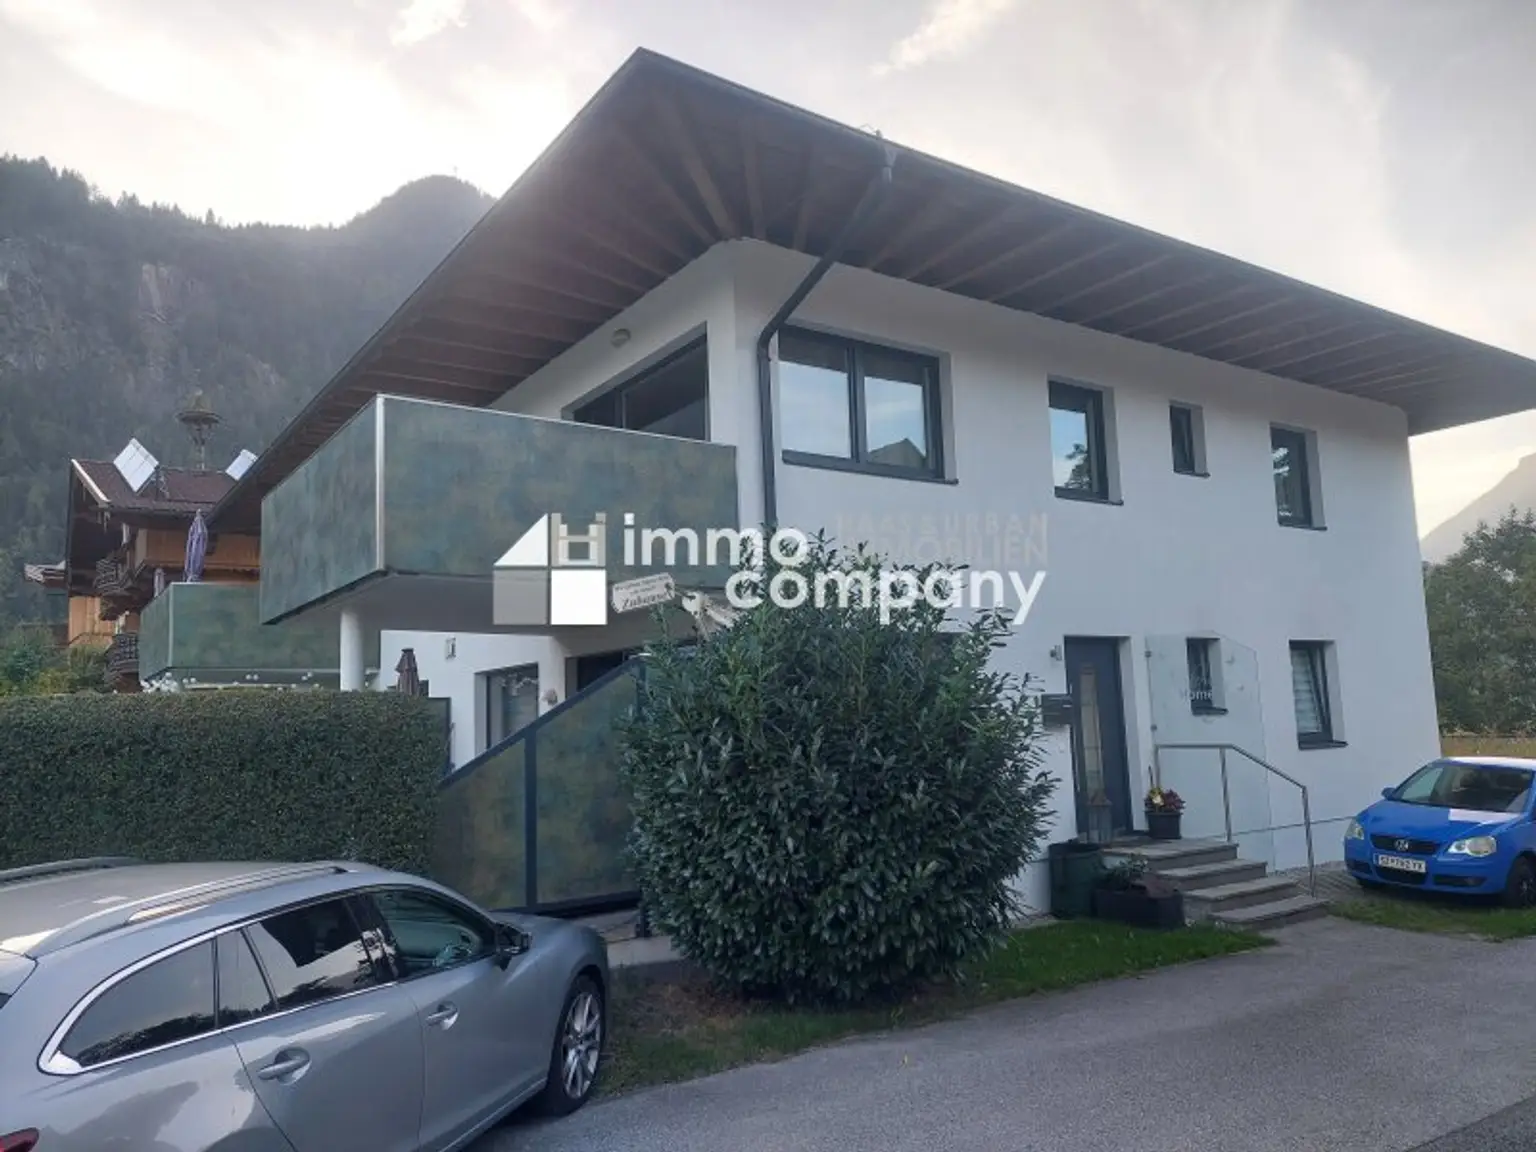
[3,0,1533,533]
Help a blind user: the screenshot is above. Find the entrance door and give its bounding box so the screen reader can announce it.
[1063,638,1132,842]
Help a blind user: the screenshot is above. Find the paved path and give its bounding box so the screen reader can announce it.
[479,917,1536,1152]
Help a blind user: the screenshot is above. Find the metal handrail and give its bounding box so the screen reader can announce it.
[1153,741,1316,896]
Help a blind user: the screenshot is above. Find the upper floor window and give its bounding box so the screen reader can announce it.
[1049,381,1110,501]
[778,328,942,479]
[573,338,707,441]
[1271,426,1317,527]
[1170,403,1206,476]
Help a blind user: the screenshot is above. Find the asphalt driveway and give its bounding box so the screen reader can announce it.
[481,917,1536,1152]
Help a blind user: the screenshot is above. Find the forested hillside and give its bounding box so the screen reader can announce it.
[0,156,493,629]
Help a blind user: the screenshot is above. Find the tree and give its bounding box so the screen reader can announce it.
[1424,510,1536,732]
[618,536,1055,1005]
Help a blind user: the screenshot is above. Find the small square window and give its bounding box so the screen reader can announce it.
[1186,638,1224,713]
[1170,404,1205,476]
[1050,382,1109,501]
[1289,641,1337,746]
[1271,426,1317,527]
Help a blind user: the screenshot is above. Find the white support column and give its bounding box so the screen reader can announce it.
[339,608,364,691]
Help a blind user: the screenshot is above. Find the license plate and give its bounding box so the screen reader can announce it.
[1375,854,1427,873]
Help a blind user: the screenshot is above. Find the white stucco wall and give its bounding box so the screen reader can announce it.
[386,237,1440,915]
[717,240,1439,909]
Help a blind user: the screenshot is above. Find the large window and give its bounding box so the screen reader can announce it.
[1290,641,1337,747]
[57,941,217,1069]
[245,900,381,1010]
[1271,426,1316,527]
[573,338,707,440]
[1049,381,1110,500]
[778,328,942,478]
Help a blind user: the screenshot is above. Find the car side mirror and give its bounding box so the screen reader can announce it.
[1381,786,1395,800]
[494,923,530,968]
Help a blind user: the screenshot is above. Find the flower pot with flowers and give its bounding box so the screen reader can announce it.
[1144,785,1185,840]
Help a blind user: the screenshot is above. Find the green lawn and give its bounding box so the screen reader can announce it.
[600,920,1267,1096]
[1332,890,1536,941]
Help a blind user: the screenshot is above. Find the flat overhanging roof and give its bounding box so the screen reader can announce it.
[211,48,1536,532]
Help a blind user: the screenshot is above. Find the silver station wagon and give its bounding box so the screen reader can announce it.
[0,858,609,1151]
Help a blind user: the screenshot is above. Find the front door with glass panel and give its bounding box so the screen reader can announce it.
[1064,638,1132,841]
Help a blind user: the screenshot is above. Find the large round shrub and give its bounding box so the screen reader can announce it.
[619,537,1055,1004]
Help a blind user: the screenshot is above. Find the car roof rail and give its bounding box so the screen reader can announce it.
[33,862,352,957]
[0,857,143,886]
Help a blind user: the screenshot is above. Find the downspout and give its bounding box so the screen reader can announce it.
[754,140,899,528]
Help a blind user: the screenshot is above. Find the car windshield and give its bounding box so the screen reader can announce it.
[1389,760,1534,813]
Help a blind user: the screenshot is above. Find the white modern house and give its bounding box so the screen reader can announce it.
[199,50,1536,915]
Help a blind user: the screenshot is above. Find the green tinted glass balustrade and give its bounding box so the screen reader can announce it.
[432,662,640,911]
[532,667,639,905]
[434,739,529,911]
[138,583,369,681]
[261,396,740,624]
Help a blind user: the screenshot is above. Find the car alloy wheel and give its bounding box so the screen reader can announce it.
[560,989,602,1101]
[1518,870,1536,907]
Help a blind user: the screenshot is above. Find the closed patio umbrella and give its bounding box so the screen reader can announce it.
[395,647,423,695]
[184,509,208,583]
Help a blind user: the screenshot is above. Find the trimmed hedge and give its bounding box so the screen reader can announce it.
[0,691,443,873]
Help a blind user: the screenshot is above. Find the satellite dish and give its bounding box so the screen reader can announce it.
[113,439,159,493]
[225,449,258,481]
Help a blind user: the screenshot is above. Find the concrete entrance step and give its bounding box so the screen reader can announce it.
[1211,893,1329,930]
[1158,858,1269,892]
[1102,837,1239,872]
[1183,875,1301,920]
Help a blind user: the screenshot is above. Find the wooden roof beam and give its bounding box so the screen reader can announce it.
[654,93,739,239]
[613,126,717,246]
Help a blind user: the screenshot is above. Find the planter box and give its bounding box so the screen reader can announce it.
[1092,886,1185,929]
[1145,810,1182,840]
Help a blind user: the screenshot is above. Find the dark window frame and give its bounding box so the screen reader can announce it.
[1271,426,1315,527]
[1049,380,1110,501]
[777,326,945,480]
[1170,404,1203,476]
[1290,640,1336,747]
[1186,638,1224,714]
[571,336,709,439]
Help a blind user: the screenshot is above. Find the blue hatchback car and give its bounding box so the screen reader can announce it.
[1344,756,1536,905]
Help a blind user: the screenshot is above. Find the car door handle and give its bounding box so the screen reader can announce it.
[256,1050,311,1081]
[425,1002,458,1029]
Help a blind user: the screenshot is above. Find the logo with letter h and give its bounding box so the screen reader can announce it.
[492,513,608,626]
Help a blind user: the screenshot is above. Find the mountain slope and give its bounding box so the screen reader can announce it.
[1421,453,1536,563]
[0,156,494,628]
